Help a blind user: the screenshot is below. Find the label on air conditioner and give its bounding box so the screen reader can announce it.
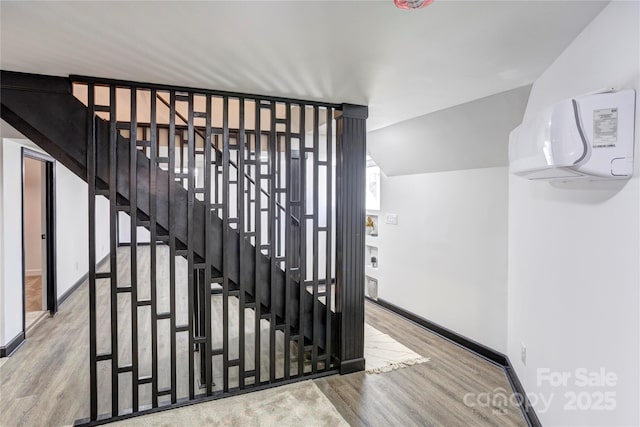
[593,108,618,148]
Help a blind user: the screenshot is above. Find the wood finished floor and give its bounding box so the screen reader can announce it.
[315,301,527,427]
[1,248,527,427]
[25,275,42,312]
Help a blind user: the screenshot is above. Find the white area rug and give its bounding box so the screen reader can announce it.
[109,380,348,427]
[364,324,430,374]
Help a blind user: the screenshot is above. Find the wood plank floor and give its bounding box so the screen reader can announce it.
[25,275,42,312]
[315,301,527,427]
[1,247,527,426]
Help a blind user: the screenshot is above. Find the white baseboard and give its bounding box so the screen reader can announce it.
[25,269,42,277]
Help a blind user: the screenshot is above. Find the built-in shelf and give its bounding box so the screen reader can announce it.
[365,275,378,300]
[365,214,378,237]
[365,213,379,299]
[365,245,378,269]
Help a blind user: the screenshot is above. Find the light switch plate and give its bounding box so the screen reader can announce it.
[385,214,398,225]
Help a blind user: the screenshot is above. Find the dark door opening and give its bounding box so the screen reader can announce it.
[21,148,56,335]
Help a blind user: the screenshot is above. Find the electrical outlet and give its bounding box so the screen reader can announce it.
[521,343,527,365]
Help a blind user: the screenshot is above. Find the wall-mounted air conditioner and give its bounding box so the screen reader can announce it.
[509,89,636,180]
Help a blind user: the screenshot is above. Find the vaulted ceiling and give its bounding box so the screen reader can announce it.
[1,1,607,132]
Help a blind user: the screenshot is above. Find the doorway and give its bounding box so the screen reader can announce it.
[22,148,56,334]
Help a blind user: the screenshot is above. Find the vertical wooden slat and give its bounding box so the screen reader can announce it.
[187,93,195,399]
[254,101,262,384]
[129,88,139,412]
[149,89,159,406]
[324,107,333,370]
[312,106,319,374]
[284,102,292,380]
[269,103,276,382]
[168,92,178,403]
[222,97,230,392]
[297,104,306,377]
[204,95,213,395]
[87,83,98,421]
[238,98,246,389]
[108,85,119,416]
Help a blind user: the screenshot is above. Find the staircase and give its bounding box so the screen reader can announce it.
[1,70,367,424]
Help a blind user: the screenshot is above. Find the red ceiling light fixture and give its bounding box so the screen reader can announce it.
[394,0,434,10]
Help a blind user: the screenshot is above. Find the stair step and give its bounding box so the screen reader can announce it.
[244,369,257,378]
[260,313,272,320]
[93,105,110,113]
[175,94,190,102]
[117,205,130,213]
[176,249,189,257]
[194,336,206,344]
[136,140,151,148]
[212,348,223,356]
[116,286,132,293]
[156,157,170,163]
[176,325,189,332]
[95,188,110,197]
[193,112,207,119]
[95,272,111,279]
[137,299,152,307]
[228,359,240,367]
[157,312,171,320]
[137,220,150,227]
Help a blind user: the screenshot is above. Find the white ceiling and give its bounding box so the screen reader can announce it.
[1,1,606,131]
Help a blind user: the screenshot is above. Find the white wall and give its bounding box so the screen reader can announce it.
[23,158,43,276]
[374,166,509,353]
[54,162,110,298]
[117,212,151,245]
[507,2,640,426]
[1,138,110,347]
